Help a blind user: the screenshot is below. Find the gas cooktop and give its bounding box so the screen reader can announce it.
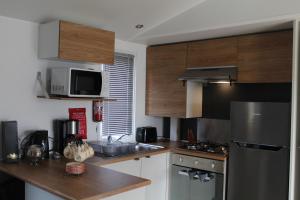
[178,142,228,155]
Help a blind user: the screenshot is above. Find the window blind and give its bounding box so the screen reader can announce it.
[103,53,134,135]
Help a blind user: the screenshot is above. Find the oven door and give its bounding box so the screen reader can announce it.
[70,69,102,97]
[170,165,220,200]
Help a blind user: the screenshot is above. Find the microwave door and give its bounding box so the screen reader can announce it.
[70,70,102,97]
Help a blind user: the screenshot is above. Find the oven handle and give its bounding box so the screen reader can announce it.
[178,169,196,177]
[178,169,190,177]
[178,169,214,182]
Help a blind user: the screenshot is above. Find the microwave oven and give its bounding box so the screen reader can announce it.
[50,67,109,98]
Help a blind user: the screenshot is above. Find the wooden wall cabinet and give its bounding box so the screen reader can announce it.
[146,43,202,118]
[237,30,293,83]
[187,37,238,68]
[146,30,293,118]
[38,20,115,64]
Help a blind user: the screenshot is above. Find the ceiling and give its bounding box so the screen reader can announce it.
[0,0,300,45]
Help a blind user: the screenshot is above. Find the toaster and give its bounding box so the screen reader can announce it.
[136,127,157,143]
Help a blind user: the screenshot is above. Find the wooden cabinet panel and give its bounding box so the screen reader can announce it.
[59,21,115,64]
[39,20,115,64]
[146,30,292,117]
[187,37,238,68]
[146,43,188,118]
[237,30,293,83]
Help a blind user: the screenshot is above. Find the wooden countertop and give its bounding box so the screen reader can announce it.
[88,140,227,167]
[0,140,226,200]
[0,159,150,200]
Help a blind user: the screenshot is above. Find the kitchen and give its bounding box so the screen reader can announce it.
[0,0,300,200]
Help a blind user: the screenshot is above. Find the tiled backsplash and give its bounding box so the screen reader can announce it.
[179,118,230,144]
[197,118,230,144]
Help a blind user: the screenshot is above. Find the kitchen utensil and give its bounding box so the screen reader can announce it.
[52,152,62,160]
[64,120,79,135]
[63,142,94,162]
[26,145,42,166]
[65,162,86,175]
[20,130,49,159]
[6,153,19,163]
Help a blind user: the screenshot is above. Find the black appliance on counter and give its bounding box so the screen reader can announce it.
[53,120,79,154]
[0,121,19,162]
[21,130,50,159]
[228,102,290,200]
[136,127,157,143]
[0,121,24,199]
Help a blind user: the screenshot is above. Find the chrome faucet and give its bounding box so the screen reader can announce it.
[107,135,113,144]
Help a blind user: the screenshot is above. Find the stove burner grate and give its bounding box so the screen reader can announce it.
[181,142,228,155]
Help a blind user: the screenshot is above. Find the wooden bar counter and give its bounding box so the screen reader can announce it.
[0,159,150,200]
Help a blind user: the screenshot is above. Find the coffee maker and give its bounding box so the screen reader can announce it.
[53,120,79,154]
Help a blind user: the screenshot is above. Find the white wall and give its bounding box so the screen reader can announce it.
[0,15,162,142]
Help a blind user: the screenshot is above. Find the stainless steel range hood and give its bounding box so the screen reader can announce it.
[178,66,237,83]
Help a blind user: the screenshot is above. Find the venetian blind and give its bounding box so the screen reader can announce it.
[103,53,134,135]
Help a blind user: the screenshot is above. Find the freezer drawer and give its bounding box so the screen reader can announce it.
[227,142,290,200]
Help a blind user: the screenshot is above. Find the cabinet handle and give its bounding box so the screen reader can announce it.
[145,155,151,158]
[134,158,140,161]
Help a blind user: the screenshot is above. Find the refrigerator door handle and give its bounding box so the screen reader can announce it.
[233,141,283,151]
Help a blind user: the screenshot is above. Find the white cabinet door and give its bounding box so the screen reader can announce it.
[141,153,168,200]
[103,158,142,177]
[26,183,64,200]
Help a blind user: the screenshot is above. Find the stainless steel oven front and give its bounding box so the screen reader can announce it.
[170,154,227,200]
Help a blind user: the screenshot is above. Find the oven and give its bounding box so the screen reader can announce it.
[170,154,226,200]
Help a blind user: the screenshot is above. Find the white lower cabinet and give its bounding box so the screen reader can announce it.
[103,158,142,177]
[102,153,169,200]
[141,153,168,200]
[26,183,64,200]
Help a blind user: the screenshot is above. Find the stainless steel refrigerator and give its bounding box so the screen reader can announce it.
[228,102,291,200]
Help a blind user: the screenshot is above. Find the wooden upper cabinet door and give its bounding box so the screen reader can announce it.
[187,37,238,68]
[59,21,115,64]
[146,43,188,118]
[237,30,293,83]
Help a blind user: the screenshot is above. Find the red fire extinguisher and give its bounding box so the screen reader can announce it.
[93,100,103,122]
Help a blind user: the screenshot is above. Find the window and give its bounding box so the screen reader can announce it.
[103,53,134,135]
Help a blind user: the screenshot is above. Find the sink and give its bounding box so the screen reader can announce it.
[134,143,165,152]
[88,141,165,157]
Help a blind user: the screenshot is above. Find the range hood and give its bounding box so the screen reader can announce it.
[178,66,237,83]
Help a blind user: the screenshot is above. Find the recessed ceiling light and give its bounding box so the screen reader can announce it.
[135,24,144,29]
